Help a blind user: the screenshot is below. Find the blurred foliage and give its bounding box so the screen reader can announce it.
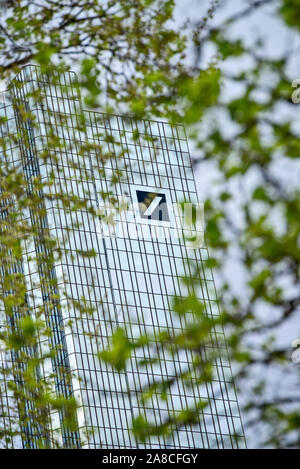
[0,0,299,449]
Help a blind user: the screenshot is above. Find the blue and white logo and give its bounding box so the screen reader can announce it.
[136,190,170,222]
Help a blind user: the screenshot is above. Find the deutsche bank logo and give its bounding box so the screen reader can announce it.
[136,190,170,222]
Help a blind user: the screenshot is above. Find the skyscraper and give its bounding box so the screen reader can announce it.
[0,65,246,449]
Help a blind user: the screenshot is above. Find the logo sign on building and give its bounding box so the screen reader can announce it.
[136,190,170,222]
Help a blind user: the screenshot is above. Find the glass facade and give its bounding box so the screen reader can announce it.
[0,65,246,449]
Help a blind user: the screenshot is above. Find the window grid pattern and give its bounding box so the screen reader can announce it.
[0,66,246,449]
[85,112,245,449]
[0,92,42,449]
